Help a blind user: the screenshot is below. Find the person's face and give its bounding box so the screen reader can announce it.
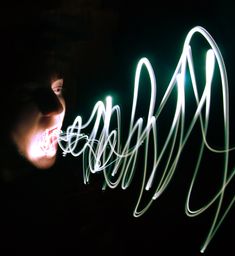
[11,79,65,169]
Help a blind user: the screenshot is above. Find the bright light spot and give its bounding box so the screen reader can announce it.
[28,127,59,160]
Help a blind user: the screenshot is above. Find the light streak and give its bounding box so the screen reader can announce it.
[58,26,234,253]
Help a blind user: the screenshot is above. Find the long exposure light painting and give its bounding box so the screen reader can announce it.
[56,26,234,253]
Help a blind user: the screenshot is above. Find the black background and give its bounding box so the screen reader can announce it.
[0,0,234,255]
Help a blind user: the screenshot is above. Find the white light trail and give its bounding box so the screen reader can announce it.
[58,26,234,253]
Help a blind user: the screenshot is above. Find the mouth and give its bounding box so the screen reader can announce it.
[39,126,60,157]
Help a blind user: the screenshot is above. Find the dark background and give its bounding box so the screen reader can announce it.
[0,0,234,255]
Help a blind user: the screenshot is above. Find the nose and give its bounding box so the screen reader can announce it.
[33,87,64,116]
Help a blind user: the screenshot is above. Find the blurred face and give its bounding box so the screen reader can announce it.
[11,79,65,169]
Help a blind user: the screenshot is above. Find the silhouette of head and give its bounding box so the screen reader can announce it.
[0,6,69,169]
[10,78,65,169]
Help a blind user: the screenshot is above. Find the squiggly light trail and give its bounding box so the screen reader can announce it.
[58,26,234,253]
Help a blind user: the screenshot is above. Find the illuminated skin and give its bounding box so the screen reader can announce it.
[58,27,234,253]
[11,79,65,169]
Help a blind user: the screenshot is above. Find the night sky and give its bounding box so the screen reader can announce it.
[0,0,234,255]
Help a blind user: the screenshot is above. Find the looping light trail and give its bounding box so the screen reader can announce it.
[58,26,235,253]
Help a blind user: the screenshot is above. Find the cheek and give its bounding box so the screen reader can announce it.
[14,110,40,138]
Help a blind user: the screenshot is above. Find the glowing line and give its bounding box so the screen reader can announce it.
[58,26,235,253]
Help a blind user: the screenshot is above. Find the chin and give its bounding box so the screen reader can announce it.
[29,155,57,169]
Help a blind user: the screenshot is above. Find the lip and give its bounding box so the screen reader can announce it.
[48,127,59,143]
[39,126,60,156]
